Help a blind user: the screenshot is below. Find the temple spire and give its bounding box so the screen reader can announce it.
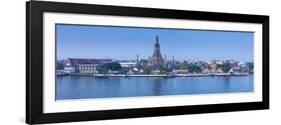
[156,35,159,43]
[149,35,164,69]
[154,35,160,48]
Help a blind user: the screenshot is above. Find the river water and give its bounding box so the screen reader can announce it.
[56,75,253,100]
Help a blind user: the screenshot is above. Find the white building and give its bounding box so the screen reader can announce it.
[76,64,99,73]
[118,61,136,68]
[65,58,112,74]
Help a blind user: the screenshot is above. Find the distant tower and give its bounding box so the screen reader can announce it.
[136,54,139,63]
[164,54,167,63]
[149,36,164,69]
[135,54,140,68]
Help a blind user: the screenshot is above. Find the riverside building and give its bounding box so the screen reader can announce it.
[64,58,112,73]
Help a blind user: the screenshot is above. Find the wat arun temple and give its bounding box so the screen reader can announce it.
[148,36,165,69]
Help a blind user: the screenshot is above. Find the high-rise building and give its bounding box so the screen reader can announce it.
[149,36,164,69]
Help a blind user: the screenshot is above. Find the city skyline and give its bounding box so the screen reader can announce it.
[56,24,254,62]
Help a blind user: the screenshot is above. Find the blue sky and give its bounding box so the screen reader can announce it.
[56,24,254,62]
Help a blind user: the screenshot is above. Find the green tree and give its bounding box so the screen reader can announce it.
[119,67,129,74]
[103,62,122,71]
[218,62,231,73]
[159,66,170,74]
[144,66,151,74]
[56,61,64,70]
[247,62,254,72]
[179,61,188,70]
[187,64,201,73]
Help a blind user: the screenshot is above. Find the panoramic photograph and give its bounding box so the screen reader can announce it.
[55,24,254,100]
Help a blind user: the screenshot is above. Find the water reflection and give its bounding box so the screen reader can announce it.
[56,75,253,100]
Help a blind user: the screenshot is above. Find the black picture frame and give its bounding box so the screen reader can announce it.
[26,1,269,124]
